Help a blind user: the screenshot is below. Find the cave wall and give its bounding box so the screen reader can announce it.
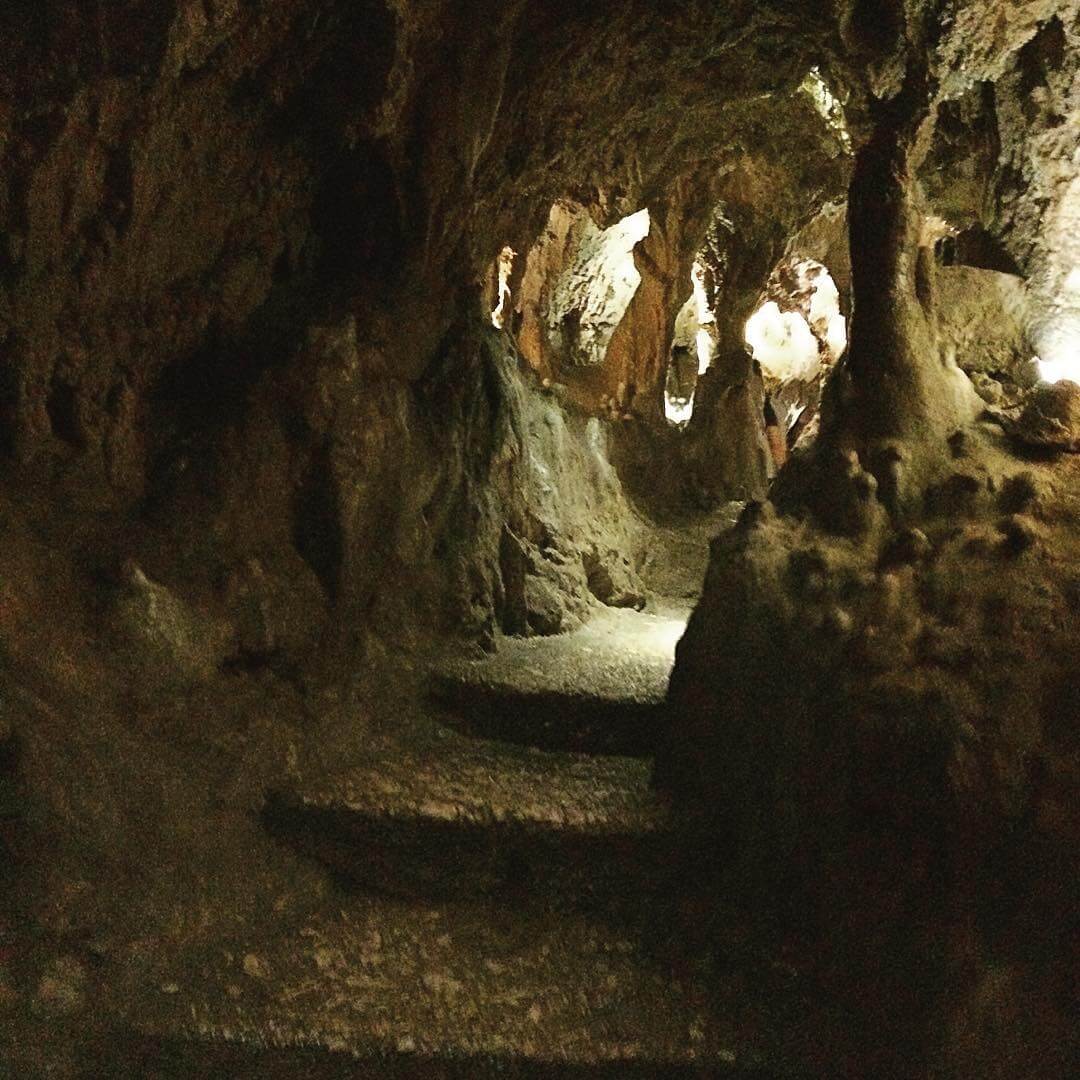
[652,2,1080,1073]
[1,2,1079,1075]
[0,0,858,666]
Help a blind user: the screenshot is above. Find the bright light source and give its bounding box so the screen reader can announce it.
[745,301,821,382]
[695,329,714,376]
[664,390,695,426]
[745,260,846,382]
[614,208,651,246]
[630,613,687,656]
[491,246,516,329]
[808,271,839,326]
[1032,310,1080,384]
[1036,353,1080,384]
[689,261,716,376]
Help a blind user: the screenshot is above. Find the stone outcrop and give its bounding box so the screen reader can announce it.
[934,265,1032,378]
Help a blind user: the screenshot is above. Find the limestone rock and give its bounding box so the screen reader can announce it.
[1009,381,1080,451]
[583,546,646,610]
[109,563,226,693]
[656,487,1080,1044]
[934,266,1031,379]
[221,554,328,668]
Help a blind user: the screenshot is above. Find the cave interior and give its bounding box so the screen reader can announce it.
[1,2,1078,1078]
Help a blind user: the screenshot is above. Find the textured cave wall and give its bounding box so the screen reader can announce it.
[920,10,1080,367]
[0,0,857,669]
[0,1,1077,1073]
[610,144,853,518]
[0,3,882,1001]
[653,3,1080,1073]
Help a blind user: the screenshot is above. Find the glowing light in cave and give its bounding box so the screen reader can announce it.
[690,261,715,375]
[694,329,714,376]
[1032,307,1080,384]
[744,262,846,383]
[607,209,652,306]
[663,261,719,425]
[664,390,695,426]
[491,245,516,329]
[613,208,652,247]
[632,612,688,656]
[1035,353,1080,384]
[745,301,821,382]
[691,261,712,323]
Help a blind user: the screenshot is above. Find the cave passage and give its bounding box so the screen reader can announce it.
[4,5,1079,1078]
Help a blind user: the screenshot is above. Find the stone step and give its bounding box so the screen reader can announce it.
[263,739,669,913]
[107,895,781,1079]
[428,608,683,756]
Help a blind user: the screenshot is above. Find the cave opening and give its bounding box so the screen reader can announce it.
[663,259,717,427]
[746,256,847,466]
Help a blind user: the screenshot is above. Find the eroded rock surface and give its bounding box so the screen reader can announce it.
[655,450,1080,1075]
[3,2,1080,1077]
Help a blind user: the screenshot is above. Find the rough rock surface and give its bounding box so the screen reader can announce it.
[933,265,1032,377]
[1009,379,1080,450]
[3,1,1080,1077]
[429,606,684,756]
[655,451,1080,1075]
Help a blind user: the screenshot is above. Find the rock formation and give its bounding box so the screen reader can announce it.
[1,2,1078,1077]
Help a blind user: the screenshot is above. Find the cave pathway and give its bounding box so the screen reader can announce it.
[112,623,745,1076]
[111,517,814,1077]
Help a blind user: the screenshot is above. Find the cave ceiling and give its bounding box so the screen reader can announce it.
[0,0,1076,414]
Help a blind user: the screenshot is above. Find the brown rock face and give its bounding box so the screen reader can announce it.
[0,0,854,635]
[3,2,1080,1076]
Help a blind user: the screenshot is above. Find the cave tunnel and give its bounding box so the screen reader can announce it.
[1,3,1078,1078]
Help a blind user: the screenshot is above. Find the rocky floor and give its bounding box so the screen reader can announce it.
[263,734,668,907]
[4,504,854,1079]
[73,600,847,1079]
[428,607,686,755]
